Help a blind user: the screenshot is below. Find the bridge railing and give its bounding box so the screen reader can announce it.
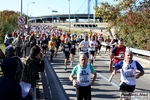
[41,56,70,100]
[101,42,150,59]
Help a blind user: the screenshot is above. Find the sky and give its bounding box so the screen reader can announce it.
[0,0,117,17]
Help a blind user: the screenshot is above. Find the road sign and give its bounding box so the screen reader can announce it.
[18,24,25,32]
[18,16,25,24]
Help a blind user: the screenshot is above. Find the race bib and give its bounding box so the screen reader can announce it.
[106,42,110,46]
[65,48,69,51]
[124,70,134,77]
[43,43,47,46]
[79,76,90,84]
[71,45,75,48]
[81,47,88,51]
[119,52,125,59]
[90,46,95,51]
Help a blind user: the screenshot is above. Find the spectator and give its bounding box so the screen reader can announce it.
[14,34,23,57]
[0,56,24,100]
[4,32,13,47]
[21,45,44,100]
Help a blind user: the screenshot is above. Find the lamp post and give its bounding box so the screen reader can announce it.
[68,0,70,31]
[27,2,35,25]
[20,0,22,16]
[48,7,58,25]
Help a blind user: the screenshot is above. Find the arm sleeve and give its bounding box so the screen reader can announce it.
[114,61,123,70]
[90,64,95,73]
[79,42,82,47]
[135,61,144,71]
[71,66,78,75]
[111,46,117,54]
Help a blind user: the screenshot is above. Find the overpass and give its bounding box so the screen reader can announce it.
[29,14,102,23]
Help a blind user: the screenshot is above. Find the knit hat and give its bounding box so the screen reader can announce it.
[6,45,15,57]
[30,45,41,58]
[1,56,24,82]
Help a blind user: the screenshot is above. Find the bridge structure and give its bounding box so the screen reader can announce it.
[29,14,102,23]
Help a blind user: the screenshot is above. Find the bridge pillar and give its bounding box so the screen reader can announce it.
[75,18,79,22]
[57,16,60,23]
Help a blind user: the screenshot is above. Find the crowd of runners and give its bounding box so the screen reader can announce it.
[0,23,145,100]
[3,23,116,70]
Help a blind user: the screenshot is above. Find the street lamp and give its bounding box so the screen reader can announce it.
[27,2,35,25]
[68,0,70,31]
[48,7,58,25]
[20,0,22,16]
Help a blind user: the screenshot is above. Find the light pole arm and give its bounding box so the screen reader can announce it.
[27,2,35,24]
[68,0,70,31]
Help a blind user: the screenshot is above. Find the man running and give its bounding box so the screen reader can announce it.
[89,36,98,65]
[112,50,144,100]
[69,35,77,66]
[78,36,89,61]
[61,38,71,71]
[48,37,56,61]
[109,38,126,72]
[55,35,61,57]
[69,53,97,100]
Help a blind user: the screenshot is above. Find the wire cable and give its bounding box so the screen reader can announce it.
[74,0,87,14]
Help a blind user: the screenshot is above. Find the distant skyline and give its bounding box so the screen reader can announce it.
[0,0,118,16]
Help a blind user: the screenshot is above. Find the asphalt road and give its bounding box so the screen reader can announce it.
[47,47,150,100]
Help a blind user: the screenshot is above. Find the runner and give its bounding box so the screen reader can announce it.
[61,38,71,71]
[89,36,98,65]
[76,35,81,56]
[41,37,48,54]
[69,53,97,100]
[105,35,111,54]
[69,35,77,66]
[109,38,126,72]
[97,33,104,56]
[48,37,56,61]
[78,35,89,61]
[89,30,92,40]
[55,35,61,57]
[110,34,119,48]
[112,50,144,100]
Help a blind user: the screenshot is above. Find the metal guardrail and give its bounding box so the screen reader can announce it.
[42,56,70,100]
[101,42,150,59]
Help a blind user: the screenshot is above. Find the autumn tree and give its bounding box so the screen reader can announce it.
[94,0,150,50]
[0,10,20,42]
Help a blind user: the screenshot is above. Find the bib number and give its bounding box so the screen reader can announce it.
[65,48,69,51]
[125,71,134,77]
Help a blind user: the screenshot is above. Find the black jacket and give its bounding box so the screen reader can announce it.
[0,56,23,100]
[22,57,44,88]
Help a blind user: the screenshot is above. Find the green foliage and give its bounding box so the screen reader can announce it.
[0,44,5,53]
[0,10,20,42]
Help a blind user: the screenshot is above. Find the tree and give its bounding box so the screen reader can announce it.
[94,0,150,50]
[0,10,20,42]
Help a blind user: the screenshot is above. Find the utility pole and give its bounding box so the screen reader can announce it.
[95,0,97,22]
[68,0,71,31]
[88,0,91,22]
[20,0,22,16]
